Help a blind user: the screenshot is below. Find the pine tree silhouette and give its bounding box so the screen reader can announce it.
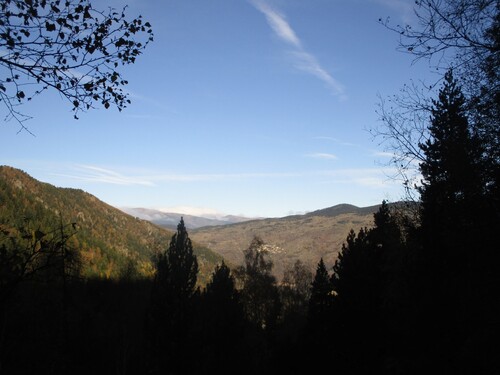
[416,70,498,373]
[149,218,199,374]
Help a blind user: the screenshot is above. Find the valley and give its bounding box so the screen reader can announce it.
[190,204,379,278]
[1,165,381,281]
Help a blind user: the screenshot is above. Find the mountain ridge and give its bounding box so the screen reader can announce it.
[0,165,223,283]
[190,202,382,279]
[119,207,255,230]
[1,165,388,282]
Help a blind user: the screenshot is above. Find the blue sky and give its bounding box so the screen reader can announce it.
[1,0,433,218]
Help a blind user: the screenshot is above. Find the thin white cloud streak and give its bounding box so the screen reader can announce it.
[144,167,398,189]
[123,114,166,121]
[126,90,180,114]
[149,171,301,182]
[313,136,357,147]
[290,51,345,96]
[306,153,338,160]
[250,0,345,97]
[55,164,301,185]
[373,151,396,158]
[251,0,301,48]
[54,165,155,186]
[316,168,401,188]
[373,0,415,25]
[12,160,399,190]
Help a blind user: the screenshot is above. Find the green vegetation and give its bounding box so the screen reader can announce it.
[0,166,223,282]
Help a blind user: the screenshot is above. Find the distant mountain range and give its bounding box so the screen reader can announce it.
[189,203,381,280]
[1,165,387,282]
[119,207,254,230]
[122,203,385,280]
[0,166,223,284]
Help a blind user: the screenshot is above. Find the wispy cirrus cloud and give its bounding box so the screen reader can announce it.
[289,51,345,96]
[374,0,415,24]
[54,164,397,190]
[316,168,400,188]
[251,0,301,48]
[54,164,301,185]
[306,152,338,160]
[10,160,398,192]
[313,136,357,147]
[373,151,396,158]
[250,0,345,97]
[151,171,301,182]
[54,165,156,186]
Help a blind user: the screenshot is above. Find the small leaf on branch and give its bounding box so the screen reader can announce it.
[45,22,56,32]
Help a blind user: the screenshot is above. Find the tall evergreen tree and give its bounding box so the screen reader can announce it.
[331,228,375,304]
[204,260,238,303]
[163,217,198,300]
[417,72,482,307]
[476,6,500,200]
[197,261,246,375]
[419,70,483,234]
[415,70,499,373]
[308,258,332,323]
[148,218,199,374]
[418,70,482,297]
[332,227,382,374]
[301,258,334,373]
[370,200,402,247]
[329,203,409,374]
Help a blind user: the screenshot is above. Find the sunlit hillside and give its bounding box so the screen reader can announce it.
[0,166,223,283]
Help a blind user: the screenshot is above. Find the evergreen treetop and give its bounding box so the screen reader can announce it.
[166,218,198,300]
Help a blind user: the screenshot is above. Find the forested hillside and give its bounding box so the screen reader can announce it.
[0,166,222,282]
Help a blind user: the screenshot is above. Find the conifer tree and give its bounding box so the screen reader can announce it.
[163,217,198,300]
[305,258,340,372]
[415,70,498,372]
[419,70,483,235]
[417,70,483,298]
[308,258,332,322]
[329,203,408,374]
[370,200,402,247]
[331,228,373,302]
[205,260,237,303]
[149,218,199,374]
[198,261,246,374]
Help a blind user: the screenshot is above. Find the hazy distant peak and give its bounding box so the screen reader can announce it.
[156,206,224,218]
[118,207,254,230]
